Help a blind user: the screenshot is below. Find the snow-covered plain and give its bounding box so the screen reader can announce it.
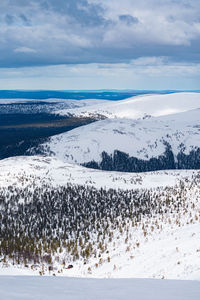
[0,276,200,300]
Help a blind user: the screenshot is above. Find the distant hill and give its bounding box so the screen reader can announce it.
[33,93,200,172]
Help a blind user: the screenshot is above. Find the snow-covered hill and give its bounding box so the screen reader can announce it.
[0,156,188,190]
[35,108,200,172]
[0,156,200,280]
[56,92,200,119]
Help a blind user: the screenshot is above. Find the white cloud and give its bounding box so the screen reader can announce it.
[101,0,200,47]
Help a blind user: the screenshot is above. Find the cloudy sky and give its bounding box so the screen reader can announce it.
[0,0,200,90]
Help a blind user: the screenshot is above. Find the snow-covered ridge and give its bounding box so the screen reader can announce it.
[37,108,200,166]
[56,92,200,119]
[0,156,190,190]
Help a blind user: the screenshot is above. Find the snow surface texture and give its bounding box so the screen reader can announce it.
[39,108,200,164]
[0,277,200,300]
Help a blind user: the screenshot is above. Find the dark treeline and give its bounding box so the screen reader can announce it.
[83,146,200,172]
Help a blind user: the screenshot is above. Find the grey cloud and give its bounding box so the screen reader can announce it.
[19,14,31,26]
[5,14,15,25]
[0,0,200,68]
[39,0,106,26]
[119,15,139,25]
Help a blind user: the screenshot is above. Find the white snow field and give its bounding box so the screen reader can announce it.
[0,276,200,300]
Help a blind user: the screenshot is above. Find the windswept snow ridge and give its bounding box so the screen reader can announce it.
[57,92,200,119]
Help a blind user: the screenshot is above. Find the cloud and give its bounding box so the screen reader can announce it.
[5,14,15,25]
[0,57,199,87]
[13,57,198,91]
[0,0,199,68]
[119,14,139,25]
[19,13,31,26]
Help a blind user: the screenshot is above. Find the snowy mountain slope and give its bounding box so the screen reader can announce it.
[0,156,189,190]
[0,155,200,280]
[36,108,200,171]
[84,223,200,280]
[56,92,200,119]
